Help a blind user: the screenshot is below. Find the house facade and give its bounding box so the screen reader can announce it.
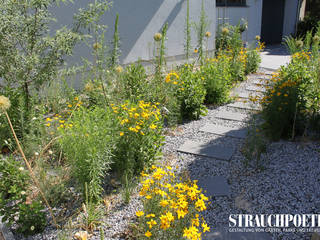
[51,0,216,66]
[216,0,306,44]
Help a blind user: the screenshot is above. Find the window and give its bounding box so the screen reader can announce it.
[216,0,246,7]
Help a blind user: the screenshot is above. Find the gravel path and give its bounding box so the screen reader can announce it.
[23,68,320,240]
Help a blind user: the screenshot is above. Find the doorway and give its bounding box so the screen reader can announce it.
[261,0,285,44]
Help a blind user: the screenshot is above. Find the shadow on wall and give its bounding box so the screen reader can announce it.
[50,0,166,65]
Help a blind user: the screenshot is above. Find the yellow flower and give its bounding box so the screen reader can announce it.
[136,211,144,217]
[145,231,152,238]
[120,132,124,136]
[0,96,11,111]
[255,35,261,41]
[45,123,51,127]
[221,27,229,35]
[284,93,288,97]
[146,195,152,199]
[194,48,198,53]
[173,81,178,85]
[202,222,210,233]
[68,104,72,108]
[154,32,162,42]
[146,214,155,218]
[59,120,65,124]
[115,65,123,73]
[205,31,211,38]
[160,199,169,207]
[147,219,157,229]
[46,118,52,122]
[150,124,157,129]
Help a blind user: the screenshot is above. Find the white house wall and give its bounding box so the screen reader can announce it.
[283,0,299,37]
[216,0,263,44]
[50,0,216,65]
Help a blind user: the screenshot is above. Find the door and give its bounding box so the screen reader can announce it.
[261,0,285,44]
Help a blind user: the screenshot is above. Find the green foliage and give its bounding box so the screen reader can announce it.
[184,0,191,60]
[245,50,261,74]
[110,13,121,68]
[111,101,164,176]
[155,23,168,76]
[216,24,242,53]
[0,0,82,111]
[174,64,207,120]
[58,106,114,200]
[200,55,232,105]
[193,0,210,65]
[117,63,149,102]
[261,53,320,139]
[0,156,46,235]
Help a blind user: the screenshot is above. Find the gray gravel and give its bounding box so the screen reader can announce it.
[21,69,320,240]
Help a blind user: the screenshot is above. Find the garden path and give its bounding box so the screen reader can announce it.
[173,68,274,240]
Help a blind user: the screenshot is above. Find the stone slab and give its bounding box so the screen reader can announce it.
[203,228,272,240]
[177,140,235,161]
[252,79,271,86]
[227,101,261,111]
[200,124,247,139]
[197,176,231,197]
[246,85,266,93]
[215,111,248,122]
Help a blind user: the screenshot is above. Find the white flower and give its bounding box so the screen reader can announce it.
[48,150,53,155]
[30,226,35,231]
[19,167,24,171]
[21,191,26,195]
[34,152,39,156]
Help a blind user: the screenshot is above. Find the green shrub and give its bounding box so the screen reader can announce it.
[260,52,320,139]
[111,101,164,176]
[135,165,210,239]
[58,106,114,200]
[0,156,46,235]
[245,49,261,74]
[169,64,207,120]
[200,55,232,105]
[118,63,149,102]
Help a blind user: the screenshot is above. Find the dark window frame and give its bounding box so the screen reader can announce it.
[216,0,247,7]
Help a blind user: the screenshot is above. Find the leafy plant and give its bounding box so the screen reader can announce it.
[111,101,164,176]
[58,106,114,200]
[193,0,210,65]
[110,13,121,68]
[0,156,46,235]
[168,65,207,120]
[135,165,210,240]
[200,54,232,105]
[184,0,192,60]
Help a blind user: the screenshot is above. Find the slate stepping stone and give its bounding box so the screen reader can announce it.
[215,111,248,122]
[200,124,247,139]
[246,85,267,93]
[177,140,235,161]
[203,228,272,240]
[252,79,271,86]
[227,101,261,111]
[197,176,231,197]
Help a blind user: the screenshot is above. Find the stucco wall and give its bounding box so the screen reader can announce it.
[50,0,216,65]
[216,0,263,44]
[283,0,299,37]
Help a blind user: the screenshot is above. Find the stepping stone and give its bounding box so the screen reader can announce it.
[200,124,247,139]
[203,228,272,240]
[216,111,248,122]
[197,176,231,197]
[177,140,235,161]
[227,101,261,111]
[246,85,267,93]
[236,91,250,99]
[252,79,271,86]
